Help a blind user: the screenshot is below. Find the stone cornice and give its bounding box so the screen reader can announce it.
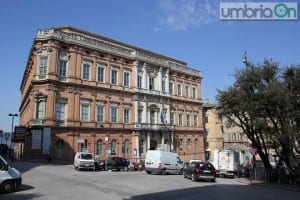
[36,27,202,77]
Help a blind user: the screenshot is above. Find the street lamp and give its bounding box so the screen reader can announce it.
[8,113,18,151]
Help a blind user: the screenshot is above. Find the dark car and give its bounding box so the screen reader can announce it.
[97,157,129,171]
[238,166,250,178]
[183,162,216,182]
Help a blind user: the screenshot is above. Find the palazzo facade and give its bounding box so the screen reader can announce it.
[19,26,204,162]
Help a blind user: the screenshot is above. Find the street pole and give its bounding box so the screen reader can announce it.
[8,113,18,160]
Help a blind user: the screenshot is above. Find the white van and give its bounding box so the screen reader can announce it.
[145,150,183,175]
[74,152,95,171]
[0,155,22,193]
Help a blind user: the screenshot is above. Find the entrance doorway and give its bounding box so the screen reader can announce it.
[150,140,158,150]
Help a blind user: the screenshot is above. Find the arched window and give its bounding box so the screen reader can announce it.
[179,139,183,150]
[194,139,199,151]
[80,139,88,152]
[111,139,117,155]
[124,140,130,155]
[187,139,191,151]
[96,139,103,155]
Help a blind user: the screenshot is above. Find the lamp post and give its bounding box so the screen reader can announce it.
[8,113,18,152]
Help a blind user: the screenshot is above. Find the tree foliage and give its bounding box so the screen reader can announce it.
[216,59,300,170]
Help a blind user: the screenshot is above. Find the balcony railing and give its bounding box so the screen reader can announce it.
[134,123,175,131]
[30,119,45,126]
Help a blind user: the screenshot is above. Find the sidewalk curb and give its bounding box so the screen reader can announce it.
[235,178,300,192]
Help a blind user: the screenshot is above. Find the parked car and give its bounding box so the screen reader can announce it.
[74,152,95,171]
[183,161,216,182]
[0,155,22,193]
[128,161,144,171]
[97,157,129,171]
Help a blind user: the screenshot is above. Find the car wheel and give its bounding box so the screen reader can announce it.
[146,171,151,174]
[191,173,196,182]
[183,171,187,178]
[211,178,216,182]
[1,181,15,193]
[179,169,183,175]
[162,169,167,175]
[124,166,128,172]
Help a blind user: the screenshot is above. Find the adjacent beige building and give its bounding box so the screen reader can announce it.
[203,102,250,162]
[19,26,205,162]
[203,102,224,161]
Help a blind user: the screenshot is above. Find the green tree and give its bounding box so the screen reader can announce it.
[216,59,300,171]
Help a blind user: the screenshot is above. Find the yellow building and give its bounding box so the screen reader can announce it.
[203,102,251,162]
[203,102,224,161]
[19,26,205,162]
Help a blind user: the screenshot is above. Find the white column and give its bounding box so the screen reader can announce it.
[134,62,138,88]
[147,132,151,150]
[143,63,147,89]
[142,102,147,123]
[166,69,169,94]
[134,101,138,123]
[135,132,139,160]
[157,67,162,91]
[171,132,174,151]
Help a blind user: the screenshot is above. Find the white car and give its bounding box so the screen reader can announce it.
[74,152,95,171]
[0,155,22,193]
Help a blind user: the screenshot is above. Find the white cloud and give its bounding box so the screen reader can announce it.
[156,0,218,31]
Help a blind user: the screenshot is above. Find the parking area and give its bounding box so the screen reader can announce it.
[1,161,299,200]
[0,161,233,200]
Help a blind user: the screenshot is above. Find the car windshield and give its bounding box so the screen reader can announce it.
[81,153,93,160]
[194,163,214,170]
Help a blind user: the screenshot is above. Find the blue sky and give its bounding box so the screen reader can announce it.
[0,0,299,133]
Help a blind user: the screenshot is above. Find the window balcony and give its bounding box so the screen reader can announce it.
[30,119,45,126]
[134,123,175,131]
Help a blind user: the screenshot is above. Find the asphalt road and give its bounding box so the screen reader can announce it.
[1,161,299,200]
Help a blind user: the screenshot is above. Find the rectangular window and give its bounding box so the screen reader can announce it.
[186,114,190,126]
[82,63,90,80]
[111,69,118,85]
[124,71,130,87]
[97,66,105,83]
[111,106,117,123]
[58,59,67,77]
[177,84,182,96]
[123,108,130,123]
[138,110,142,123]
[170,112,174,125]
[149,77,154,90]
[96,105,104,122]
[179,113,183,126]
[185,85,189,97]
[194,115,198,127]
[137,75,142,88]
[39,55,48,75]
[162,80,165,92]
[169,82,173,95]
[55,102,65,120]
[192,87,196,99]
[150,110,155,124]
[81,104,90,121]
[36,101,45,119]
